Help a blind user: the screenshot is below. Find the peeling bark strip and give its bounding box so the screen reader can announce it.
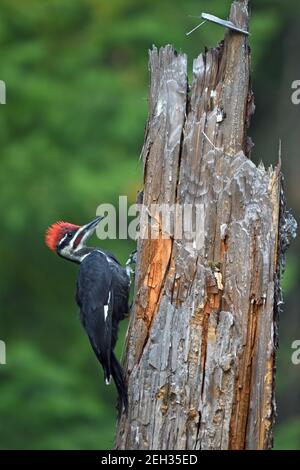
[116,0,288,450]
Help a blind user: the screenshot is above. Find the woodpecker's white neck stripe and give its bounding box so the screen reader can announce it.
[70,225,87,250]
[58,233,68,247]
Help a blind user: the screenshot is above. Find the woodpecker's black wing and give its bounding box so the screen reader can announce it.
[76,251,113,385]
[109,263,130,346]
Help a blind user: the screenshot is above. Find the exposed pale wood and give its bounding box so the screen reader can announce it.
[115,0,294,450]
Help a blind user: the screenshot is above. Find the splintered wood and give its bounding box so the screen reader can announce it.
[116,0,283,450]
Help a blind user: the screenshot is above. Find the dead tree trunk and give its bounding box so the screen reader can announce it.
[116,0,295,450]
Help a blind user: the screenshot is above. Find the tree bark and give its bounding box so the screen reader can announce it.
[115,0,295,450]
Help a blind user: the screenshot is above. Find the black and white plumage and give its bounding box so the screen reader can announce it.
[45,216,132,413]
[76,250,129,411]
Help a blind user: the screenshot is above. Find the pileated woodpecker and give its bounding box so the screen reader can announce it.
[45,216,131,413]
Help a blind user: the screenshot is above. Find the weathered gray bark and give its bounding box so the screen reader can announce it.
[115,0,295,450]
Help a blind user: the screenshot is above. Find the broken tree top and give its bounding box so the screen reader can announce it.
[187,12,250,37]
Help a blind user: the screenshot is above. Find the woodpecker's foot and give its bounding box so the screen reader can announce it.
[125,249,137,280]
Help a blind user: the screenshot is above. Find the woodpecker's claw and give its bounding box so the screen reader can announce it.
[125,249,137,280]
[127,249,137,265]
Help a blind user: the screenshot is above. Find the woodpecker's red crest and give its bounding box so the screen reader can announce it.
[45,221,79,252]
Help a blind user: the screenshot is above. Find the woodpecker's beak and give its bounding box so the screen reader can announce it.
[81,216,103,241]
[71,216,103,251]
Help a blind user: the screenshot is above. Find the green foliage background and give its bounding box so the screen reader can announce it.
[0,0,299,450]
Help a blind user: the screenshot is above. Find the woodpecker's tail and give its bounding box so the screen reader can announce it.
[110,351,128,414]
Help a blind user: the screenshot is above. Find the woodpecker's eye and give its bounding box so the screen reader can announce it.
[67,231,73,238]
